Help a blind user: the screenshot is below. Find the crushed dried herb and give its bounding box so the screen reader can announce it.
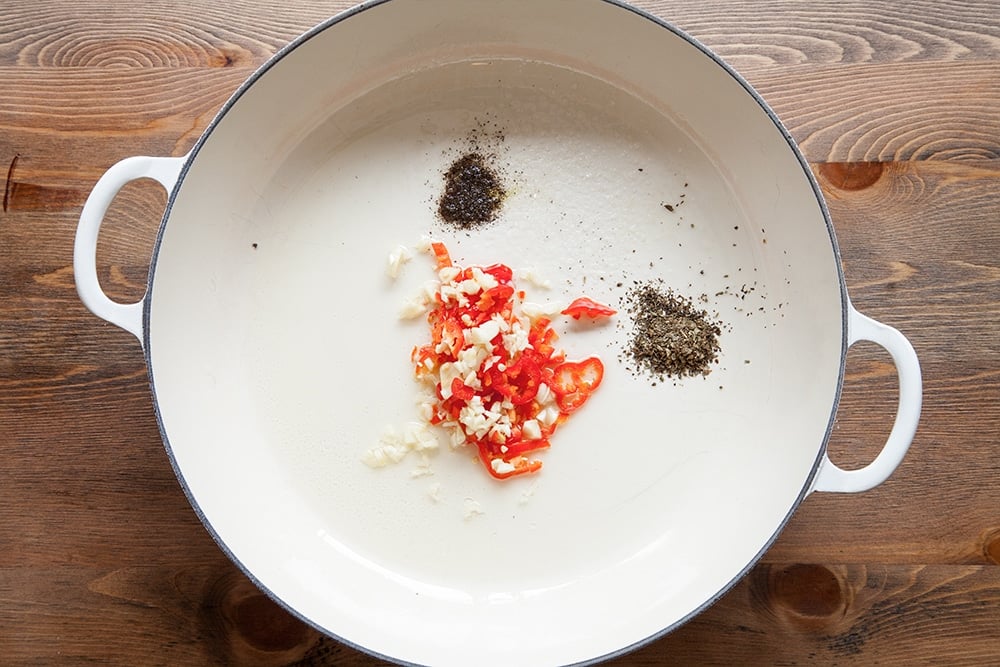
[623,281,722,380]
[437,152,506,227]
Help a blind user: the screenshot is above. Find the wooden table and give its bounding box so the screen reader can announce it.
[2,1,998,664]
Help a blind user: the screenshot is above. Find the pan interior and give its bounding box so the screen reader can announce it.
[147,2,843,665]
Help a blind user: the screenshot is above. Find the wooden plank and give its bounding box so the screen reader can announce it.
[644,0,1000,68]
[633,563,1000,665]
[1,1,998,664]
[0,67,248,164]
[0,2,998,167]
[2,1,997,70]
[1,564,997,664]
[747,62,1000,161]
[3,62,997,164]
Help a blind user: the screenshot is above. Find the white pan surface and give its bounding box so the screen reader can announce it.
[146,1,845,664]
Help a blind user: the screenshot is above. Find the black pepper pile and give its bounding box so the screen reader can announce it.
[623,281,722,380]
[437,152,506,227]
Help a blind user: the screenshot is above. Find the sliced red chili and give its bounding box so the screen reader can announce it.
[431,242,452,269]
[481,263,513,283]
[476,284,515,313]
[501,438,550,458]
[551,357,605,413]
[477,446,543,479]
[410,242,611,482]
[497,356,542,405]
[434,317,464,358]
[561,297,617,320]
[450,377,475,402]
[528,319,560,359]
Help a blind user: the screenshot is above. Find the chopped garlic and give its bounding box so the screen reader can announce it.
[463,370,482,390]
[368,238,608,484]
[361,423,438,468]
[490,458,517,475]
[427,482,442,502]
[410,454,434,478]
[466,320,500,345]
[439,284,463,304]
[418,401,435,422]
[459,396,503,439]
[463,497,485,519]
[361,443,408,468]
[386,245,413,279]
[522,419,542,440]
[489,312,512,333]
[448,425,467,449]
[438,266,461,283]
[399,297,428,319]
[402,421,439,452]
[521,301,566,319]
[519,268,552,289]
[537,405,561,427]
[502,324,530,356]
[438,362,463,399]
[457,345,489,374]
[470,266,499,290]
[422,280,441,301]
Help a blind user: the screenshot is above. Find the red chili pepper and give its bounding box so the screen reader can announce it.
[482,263,513,283]
[450,377,476,402]
[429,318,460,359]
[561,297,617,320]
[501,438,551,458]
[410,242,609,482]
[477,446,543,480]
[488,355,542,406]
[528,319,560,360]
[551,357,605,413]
[431,242,452,269]
[476,284,515,313]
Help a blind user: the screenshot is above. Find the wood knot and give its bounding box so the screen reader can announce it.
[201,570,322,663]
[773,564,844,617]
[818,162,884,191]
[213,48,250,68]
[750,564,847,630]
[983,529,1000,564]
[234,592,311,653]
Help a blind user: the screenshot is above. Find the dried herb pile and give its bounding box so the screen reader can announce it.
[623,281,722,380]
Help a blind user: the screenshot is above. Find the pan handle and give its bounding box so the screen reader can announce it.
[812,306,922,493]
[73,155,186,348]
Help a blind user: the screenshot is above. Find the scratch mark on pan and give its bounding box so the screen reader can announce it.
[617,449,712,506]
[3,153,20,213]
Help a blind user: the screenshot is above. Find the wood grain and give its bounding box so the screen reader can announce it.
[1,1,998,665]
[4,564,999,664]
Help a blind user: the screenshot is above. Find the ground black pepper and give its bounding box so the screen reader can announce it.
[437,152,506,227]
[623,281,722,380]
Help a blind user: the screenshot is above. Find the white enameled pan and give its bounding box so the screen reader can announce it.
[74,1,922,665]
